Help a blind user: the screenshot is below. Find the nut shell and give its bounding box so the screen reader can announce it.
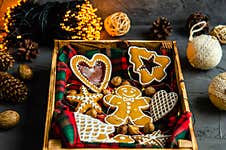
[143,122,155,134]
[117,124,128,134]
[85,108,98,118]
[128,124,140,135]
[18,64,33,80]
[0,110,20,129]
[145,86,156,96]
[111,76,122,87]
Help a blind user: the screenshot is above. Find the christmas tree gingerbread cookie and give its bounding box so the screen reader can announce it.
[128,46,171,85]
[103,85,153,127]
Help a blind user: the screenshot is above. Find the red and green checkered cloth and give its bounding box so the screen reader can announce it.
[52,44,192,148]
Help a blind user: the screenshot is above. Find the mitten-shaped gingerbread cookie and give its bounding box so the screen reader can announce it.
[104,85,153,127]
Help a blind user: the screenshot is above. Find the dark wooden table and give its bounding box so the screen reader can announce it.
[0,0,226,150]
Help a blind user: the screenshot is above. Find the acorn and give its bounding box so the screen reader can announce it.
[86,108,98,118]
[111,76,122,87]
[143,122,155,134]
[144,86,156,96]
[0,110,20,129]
[18,64,33,80]
[128,124,140,135]
[117,124,128,134]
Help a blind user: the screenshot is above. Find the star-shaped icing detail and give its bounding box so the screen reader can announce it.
[66,85,103,113]
[140,55,160,74]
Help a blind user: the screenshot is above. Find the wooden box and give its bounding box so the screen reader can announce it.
[43,40,198,150]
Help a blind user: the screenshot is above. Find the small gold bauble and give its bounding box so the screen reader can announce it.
[208,72,226,110]
[104,12,131,37]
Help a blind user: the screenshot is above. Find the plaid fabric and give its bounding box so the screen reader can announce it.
[52,44,192,148]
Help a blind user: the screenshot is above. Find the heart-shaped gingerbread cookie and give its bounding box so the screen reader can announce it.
[70,53,112,92]
[150,90,178,122]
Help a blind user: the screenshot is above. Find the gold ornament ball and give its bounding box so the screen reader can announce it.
[104,12,131,37]
[208,72,226,110]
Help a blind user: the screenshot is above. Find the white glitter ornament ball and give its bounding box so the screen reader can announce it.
[186,34,222,70]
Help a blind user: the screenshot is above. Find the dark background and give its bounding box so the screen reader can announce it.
[0,0,226,149]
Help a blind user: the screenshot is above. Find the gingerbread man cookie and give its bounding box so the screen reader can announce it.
[103,85,153,127]
[66,85,103,114]
[128,46,171,85]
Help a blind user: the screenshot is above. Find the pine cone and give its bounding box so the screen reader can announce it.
[186,12,209,36]
[0,72,28,103]
[16,39,39,61]
[150,17,172,40]
[0,51,15,71]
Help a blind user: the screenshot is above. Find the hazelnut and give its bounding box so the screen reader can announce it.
[111,76,122,87]
[102,89,112,95]
[85,108,97,118]
[117,124,128,134]
[143,122,155,134]
[67,90,77,95]
[121,80,131,85]
[145,86,156,96]
[128,124,140,135]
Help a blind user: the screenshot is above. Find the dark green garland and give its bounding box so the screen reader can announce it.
[4,0,85,46]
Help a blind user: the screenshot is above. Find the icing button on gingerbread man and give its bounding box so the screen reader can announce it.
[104,85,153,127]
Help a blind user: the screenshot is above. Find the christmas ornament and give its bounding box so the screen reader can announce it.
[0,51,14,71]
[210,25,226,44]
[15,39,39,61]
[17,64,33,80]
[186,12,209,36]
[104,12,131,37]
[150,16,172,40]
[208,72,226,110]
[0,110,20,129]
[0,72,28,103]
[186,21,222,70]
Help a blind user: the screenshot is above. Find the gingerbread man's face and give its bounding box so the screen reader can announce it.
[116,85,141,98]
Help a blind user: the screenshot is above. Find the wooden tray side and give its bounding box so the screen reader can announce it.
[43,40,59,150]
[173,41,198,150]
[43,40,197,150]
